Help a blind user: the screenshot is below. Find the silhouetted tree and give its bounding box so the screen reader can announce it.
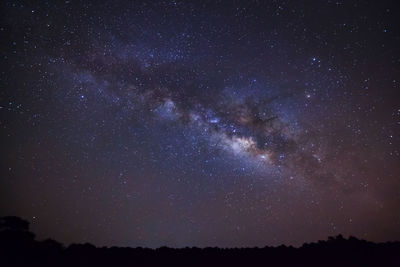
[0,216,399,266]
[0,216,35,246]
[0,216,30,231]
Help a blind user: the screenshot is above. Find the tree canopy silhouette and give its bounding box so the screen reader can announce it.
[0,216,399,266]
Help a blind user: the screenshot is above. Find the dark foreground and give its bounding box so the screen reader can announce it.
[1,216,399,266]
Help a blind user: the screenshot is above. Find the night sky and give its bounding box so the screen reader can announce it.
[1,0,399,248]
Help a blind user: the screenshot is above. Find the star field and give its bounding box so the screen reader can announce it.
[0,0,399,248]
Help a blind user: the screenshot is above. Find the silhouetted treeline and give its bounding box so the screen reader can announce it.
[1,216,399,266]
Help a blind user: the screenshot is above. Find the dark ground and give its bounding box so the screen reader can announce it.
[1,216,399,266]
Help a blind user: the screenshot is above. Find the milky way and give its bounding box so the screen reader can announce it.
[1,1,399,247]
